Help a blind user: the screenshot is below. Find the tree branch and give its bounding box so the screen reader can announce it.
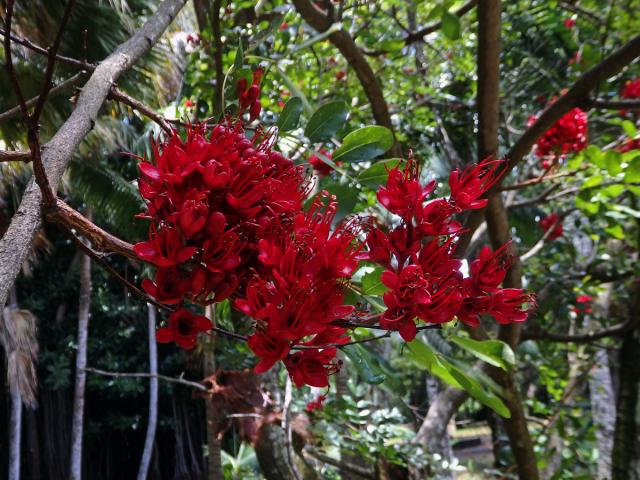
[0,150,32,162]
[522,320,634,344]
[108,86,173,134]
[83,367,208,391]
[0,0,188,310]
[0,72,89,123]
[292,0,401,156]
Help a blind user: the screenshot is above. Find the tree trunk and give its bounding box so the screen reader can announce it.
[70,246,92,480]
[203,306,223,480]
[588,284,616,480]
[424,377,454,479]
[137,304,159,480]
[611,282,640,480]
[9,388,22,480]
[25,405,43,480]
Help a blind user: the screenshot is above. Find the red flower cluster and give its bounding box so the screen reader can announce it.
[621,78,640,99]
[530,107,588,162]
[308,149,340,177]
[617,138,640,152]
[237,193,360,387]
[360,159,534,340]
[571,295,593,314]
[538,213,563,240]
[306,394,326,412]
[563,18,576,29]
[237,69,263,121]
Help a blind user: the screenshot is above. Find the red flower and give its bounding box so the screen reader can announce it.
[142,267,190,305]
[572,294,593,314]
[279,22,289,31]
[156,308,212,349]
[531,107,588,160]
[617,138,640,152]
[377,160,435,221]
[449,159,505,210]
[306,394,326,412]
[484,289,534,324]
[621,78,640,99]
[133,226,196,267]
[563,18,576,29]
[539,213,563,240]
[577,295,593,303]
[284,348,340,388]
[247,332,291,373]
[185,99,195,107]
[308,149,335,177]
[335,70,346,81]
[467,243,512,293]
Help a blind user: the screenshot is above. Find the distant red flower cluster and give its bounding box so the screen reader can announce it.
[616,138,640,152]
[308,149,341,177]
[359,159,534,340]
[621,78,640,99]
[538,213,564,240]
[530,107,588,164]
[571,295,593,314]
[563,18,576,29]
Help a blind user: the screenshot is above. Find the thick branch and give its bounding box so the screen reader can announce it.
[45,199,137,260]
[586,98,640,110]
[522,320,634,344]
[0,150,31,162]
[291,0,401,156]
[0,0,188,310]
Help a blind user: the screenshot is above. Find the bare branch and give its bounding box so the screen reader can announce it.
[0,72,89,123]
[522,320,634,344]
[108,87,173,134]
[83,367,208,391]
[0,150,31,162]
[0,0,188,310]
[586,98,640,110]
[404,0,478,45]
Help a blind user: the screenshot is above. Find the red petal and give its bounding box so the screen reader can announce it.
[139,162,161,181]
[156,328,174,343]
[194,315,213,332]
[398,320,417,342]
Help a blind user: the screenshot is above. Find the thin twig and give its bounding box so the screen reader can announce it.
[282,377,303,480]
[108,86,173,134]
[0,72,88,123]
[0,28,95,70]
[83,367,207,390]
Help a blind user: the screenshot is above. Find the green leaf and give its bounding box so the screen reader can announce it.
[450,335,516,371]
[333,126,394,163]
[604,151,622,176]
[343,344,385,384]
[304,100,349,142]
[441,12,461,40]
[624,156,640,183]
[407,340,462,388]
[448,368,511,418]
[622,120,638,138]
[357,159,402,188]
[575,191,599,215]
[584,145,603,166]
[582,174,603,189]
[601,184,625,198]
[605,224,625,239]
[361,267,389,296]
[379,39,404,52]
[277,97,303,132]
[407,340,511,417]
[567,152,584,170]
[233,40,244,71]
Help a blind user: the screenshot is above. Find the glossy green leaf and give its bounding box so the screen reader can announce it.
[622,120,638,138]
[441,12,461,40]
[361,267,389,296]
[604,151,622,176]
[333,126,394,163]
[343,344,385,384]
[624,156,640,183]
[305,100,349,142]
[451,335,515,371]
[448,368,511,418]
[277,97,303,132]
[357,159,402,187]
[407,340,462,389]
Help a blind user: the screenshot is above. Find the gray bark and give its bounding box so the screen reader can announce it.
[425,377,454,479]
[70,247,92,480]
[136,304,159,480]
[588,285,616,480]
[0,0,187,311]
[9,388,22,480]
